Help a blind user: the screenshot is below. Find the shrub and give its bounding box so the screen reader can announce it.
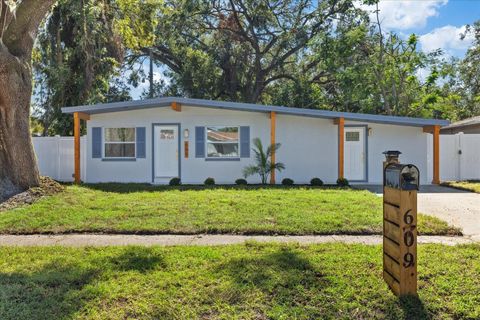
[282,178,294,186]
[235,178,248,185]
[169,177,181,186]
[336,177,349,187]
[310,178,324,186]
[204,177,215,186]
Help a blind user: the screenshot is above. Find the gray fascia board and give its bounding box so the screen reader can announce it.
[61,96,450,127]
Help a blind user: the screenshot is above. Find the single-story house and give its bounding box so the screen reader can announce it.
[61,97,449,185]
[440,115,480,134]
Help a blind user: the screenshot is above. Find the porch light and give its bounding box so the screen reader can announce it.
[183,129,190,139]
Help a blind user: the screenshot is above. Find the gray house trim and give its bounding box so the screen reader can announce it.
[205,158,241,162]
[61,97,450,127]
[344,124,369,183]
[151,123,181,183]
[102,158,136,162]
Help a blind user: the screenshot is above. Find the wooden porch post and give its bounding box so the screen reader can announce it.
[334,117,345,180]
[423,125,441,184]
[74,112,81,184]
[73,112,90,184]
[270,111,276,184]
[433,125,440,184]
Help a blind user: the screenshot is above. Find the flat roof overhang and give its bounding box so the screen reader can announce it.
[61,96,450,127]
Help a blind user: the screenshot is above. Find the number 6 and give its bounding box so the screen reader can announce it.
[404,209,414,225]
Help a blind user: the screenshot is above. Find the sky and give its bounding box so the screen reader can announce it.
[132,0,480,99]
[358,0,480,57]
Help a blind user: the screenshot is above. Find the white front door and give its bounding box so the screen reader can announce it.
[344,127,366,181]
[154,125,179,181]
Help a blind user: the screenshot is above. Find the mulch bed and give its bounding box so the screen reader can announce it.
[0,177,64,212]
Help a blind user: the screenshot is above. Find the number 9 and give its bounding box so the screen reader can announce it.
[403,253,415,267]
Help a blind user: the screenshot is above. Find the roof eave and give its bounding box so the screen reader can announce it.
[61,97,450,127]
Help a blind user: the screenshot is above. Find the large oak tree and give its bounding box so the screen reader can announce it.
[0,0,56,199]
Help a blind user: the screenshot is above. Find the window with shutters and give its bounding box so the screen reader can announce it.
[104,128,136,158]
[206,126,239,158]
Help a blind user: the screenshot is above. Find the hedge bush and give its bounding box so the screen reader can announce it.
[235,178,248,185]
[204,177,216,186]
[281,178,294,186]
[169,177,181,186]
[336,177,349,187]
[310,178,324,186]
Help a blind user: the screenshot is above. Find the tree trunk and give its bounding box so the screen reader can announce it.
[0,47,40,199]
[0,0,57,200]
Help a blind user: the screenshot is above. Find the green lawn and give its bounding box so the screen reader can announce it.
[0,243,478,319]
[0,184,460,235]
[442,180,480,193]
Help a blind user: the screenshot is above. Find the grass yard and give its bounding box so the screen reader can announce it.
[442,180,480,193]
[0,243,478,319]
[0,184,460,235]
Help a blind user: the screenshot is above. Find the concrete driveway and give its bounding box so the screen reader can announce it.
[355,185,480,241]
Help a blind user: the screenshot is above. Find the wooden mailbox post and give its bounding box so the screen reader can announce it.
[382,151,419,296]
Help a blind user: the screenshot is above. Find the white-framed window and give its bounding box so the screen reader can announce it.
[104,128,136,158]
[206,126,239,158]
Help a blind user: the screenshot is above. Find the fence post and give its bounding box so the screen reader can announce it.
[56,135,61,181]
[457,133,462,181]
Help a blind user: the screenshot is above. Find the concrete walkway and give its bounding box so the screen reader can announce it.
[355,184,480,242]
[0,234,475,247]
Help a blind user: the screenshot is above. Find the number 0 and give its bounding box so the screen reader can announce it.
[404,231,415,247]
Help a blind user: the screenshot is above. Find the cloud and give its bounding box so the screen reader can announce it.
[357,0,448,30]
[419,25,474,55]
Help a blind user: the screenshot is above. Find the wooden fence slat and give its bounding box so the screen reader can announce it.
[384,187,400,206]
[383,237,400,261]
[383,270,400,296]
[384,203,400,225]
[383,253,400,280]
[384,220,400,244]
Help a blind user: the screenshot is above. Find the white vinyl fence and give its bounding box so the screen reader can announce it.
[428,133,480,182]
[33,136,86,182]
[33,134,480,183]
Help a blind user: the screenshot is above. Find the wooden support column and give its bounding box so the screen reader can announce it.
[74,112,81,184]
[73,112,90,184]
[423,125,441,184]
[270,111,276,184]
[334,117,345,180]
[432,125,440,184]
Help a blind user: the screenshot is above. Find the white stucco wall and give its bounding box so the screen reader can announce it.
[85,105,430,185]
[351,121,429,184]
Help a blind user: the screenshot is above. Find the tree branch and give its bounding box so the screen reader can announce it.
[3,0,56,58]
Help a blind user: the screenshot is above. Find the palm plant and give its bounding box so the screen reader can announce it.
[243,138,285,184]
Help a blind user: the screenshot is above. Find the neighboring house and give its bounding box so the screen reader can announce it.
[61,97,448,185]
[440,116,480,134]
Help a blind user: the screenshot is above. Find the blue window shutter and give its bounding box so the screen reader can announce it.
[92,127,102,158]
[136,127,146,158]
[195,126,205,158]
[240,126,250,158]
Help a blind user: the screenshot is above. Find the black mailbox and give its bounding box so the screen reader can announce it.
[384,163,420,190]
